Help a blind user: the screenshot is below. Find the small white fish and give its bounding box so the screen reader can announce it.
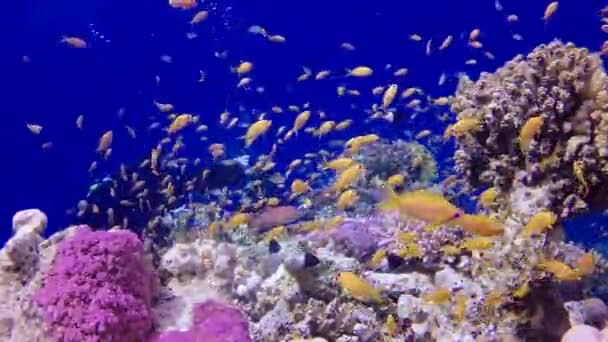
[160,55,173,63]
[495,0,503,12]
[438,72,447,86]
[425,39,433,56]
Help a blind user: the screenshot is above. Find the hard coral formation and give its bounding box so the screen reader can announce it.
[34,227,156,342]
[451,40,608,217]
[355,139,437,189]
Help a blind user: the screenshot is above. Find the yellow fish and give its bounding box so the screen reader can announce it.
[245,119,272,147]
[337,271,383,304]
[438,35,453,50]
[538,259,580,281]
[385,314,397,336]
[452,293,467,320]
[454,214,504,237]
[263,226,286,242]
[293,110,311,134]
[347,66,373,77]
[512,281,530,299]
[423,287,451,305]
[168,114,193,134]
[519,116,544,152]
[522,210,557,237]
[399,242,423,258]
[368,248,386,269]
[315,120,336,137]
[315,70,331,80]
[380,187,462,226]
[382,84,398,109]
[323,157,355,171]
[346,134,379,153]
[268,35,286,43]
[575,252,595,277]
[433,97,450,106]
[393,68,408,77]
[401,87,418,98]
[337,189,359,210]
[478,187,498,209]
[61,36,87,48]
[291,179,310,195]
[460,237,494,251]
[443,117,480,140]
[334,119,353,131]
[237,77,252,88]
[387,174,405,187]
[267,197,280,206]
[396,231,417,244]
[154,101,174,113]
[235,61,253,75]
[333,163,365,192]
[326,215,345,230]
[190,10,209,25]
[227,213,250,229]
[573,160,589,198]
[440,245,462,256]
[543,1,559,23]
[96,130,113,153]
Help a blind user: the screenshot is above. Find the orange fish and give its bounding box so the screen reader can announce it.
[168,114,193,134]
[380,187,463,226]
[96,130,113,153]
[453,214,504,236]
[61,36,87,48]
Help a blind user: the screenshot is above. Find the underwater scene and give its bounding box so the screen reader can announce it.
[7,0,608,341]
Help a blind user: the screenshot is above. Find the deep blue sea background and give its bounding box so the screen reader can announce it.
[3,0,607,247]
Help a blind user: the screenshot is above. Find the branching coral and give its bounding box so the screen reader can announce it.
[451,40,608,217]
[33,227,156,342]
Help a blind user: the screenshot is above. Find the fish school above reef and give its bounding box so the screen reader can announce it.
[9,2,608,342]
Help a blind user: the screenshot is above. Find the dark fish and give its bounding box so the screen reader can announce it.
[269,239,281,254]
[387,254,405,270]
[304,252,320,268]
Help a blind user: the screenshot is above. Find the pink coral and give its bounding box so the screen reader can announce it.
[33,227,155,342]
[152,300,251,342]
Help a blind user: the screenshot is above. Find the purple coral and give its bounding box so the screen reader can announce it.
[33,227,155,342]
[152,300,251,342]
[329,215,383,259]
[328,212,468,263]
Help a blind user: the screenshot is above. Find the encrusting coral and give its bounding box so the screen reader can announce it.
[451,40,608,219]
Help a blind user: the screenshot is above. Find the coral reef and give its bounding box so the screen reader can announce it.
[451,40,608,218]
[153,300,250,342]
[34,227,156,342]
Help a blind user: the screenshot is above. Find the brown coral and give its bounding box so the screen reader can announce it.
[451,40,608,218]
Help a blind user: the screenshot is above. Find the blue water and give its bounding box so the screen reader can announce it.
[3,0,605,245]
